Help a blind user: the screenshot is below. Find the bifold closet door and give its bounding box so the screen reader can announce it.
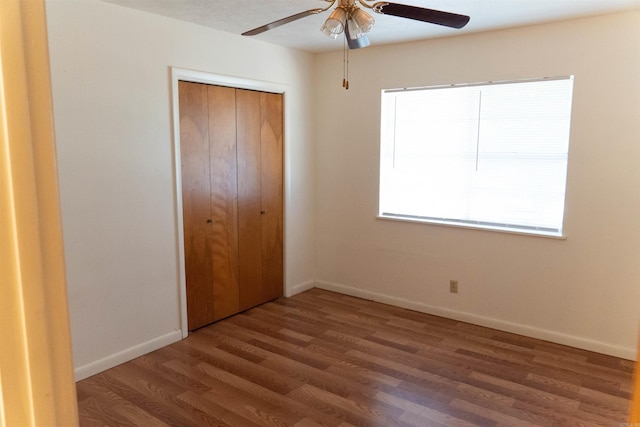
[207,85,241,321]
[257,91,284,303]
[179,81,216,330]
[180,82,240,330]
[236,89,284,311]
[179,82,283,331]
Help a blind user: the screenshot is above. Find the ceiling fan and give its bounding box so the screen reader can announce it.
[242,0,470,50]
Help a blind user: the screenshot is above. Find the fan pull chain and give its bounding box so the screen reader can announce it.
[342,35,349,90]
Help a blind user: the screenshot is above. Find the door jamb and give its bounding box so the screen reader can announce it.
[170,67,289,338]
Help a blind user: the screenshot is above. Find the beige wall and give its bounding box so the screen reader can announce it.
[45,0,317,379]
[314,11,640,359]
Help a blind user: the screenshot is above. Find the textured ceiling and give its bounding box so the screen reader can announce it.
[101,0,640,52]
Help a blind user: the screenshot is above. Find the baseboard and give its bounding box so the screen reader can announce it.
[73,281,636,382]
[287,279,316,297]
[74,330,183,381]
[315,280,637,361]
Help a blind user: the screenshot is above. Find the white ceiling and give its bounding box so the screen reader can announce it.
[101,0,640,52]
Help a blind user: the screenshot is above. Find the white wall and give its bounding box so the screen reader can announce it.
[46,0,317,379]
[314,11,640,359]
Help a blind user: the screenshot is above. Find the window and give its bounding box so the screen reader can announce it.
[379,77,574,237]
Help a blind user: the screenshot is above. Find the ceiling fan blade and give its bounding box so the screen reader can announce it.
[373,2,470,29]
[242,8,325,36]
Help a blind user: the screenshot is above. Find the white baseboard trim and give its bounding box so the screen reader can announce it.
[287,279,316,297]
[315,280,637,361]
[74,330,183,381]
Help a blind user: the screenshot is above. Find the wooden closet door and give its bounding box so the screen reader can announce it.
[236,89,264,311]
[207,85,240,321]
[180,83,283,330]
[260,92,284,301]
[180,82,241,330]
[236,90,284,309]
[179,81,215,330]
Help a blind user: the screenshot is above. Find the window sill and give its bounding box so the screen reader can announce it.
[377,214,567,240]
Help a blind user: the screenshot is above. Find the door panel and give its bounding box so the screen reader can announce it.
[236,89,264,311]
[260,92,284,301]
[179,81,215,330]
[207,85,240,321]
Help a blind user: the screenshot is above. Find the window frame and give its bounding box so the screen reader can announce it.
[377,76,574,239]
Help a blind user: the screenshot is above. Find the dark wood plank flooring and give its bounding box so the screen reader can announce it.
[77,288,634,426]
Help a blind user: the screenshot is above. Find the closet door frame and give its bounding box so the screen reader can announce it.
[171,68,288,338]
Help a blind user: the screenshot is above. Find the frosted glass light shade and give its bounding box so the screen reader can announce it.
[321,7,346,38]
[352,8,375,33]
[345,21,370,49]
[347,18,364,39]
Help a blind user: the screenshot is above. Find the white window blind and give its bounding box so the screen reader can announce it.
[379,77,574,237]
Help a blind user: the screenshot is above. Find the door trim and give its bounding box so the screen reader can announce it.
[170,68,288,338]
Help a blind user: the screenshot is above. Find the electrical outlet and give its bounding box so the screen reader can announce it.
[450,280,459,294]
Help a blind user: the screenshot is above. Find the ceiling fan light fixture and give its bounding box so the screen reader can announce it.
[351,8,375,33]
[320,7,347,38]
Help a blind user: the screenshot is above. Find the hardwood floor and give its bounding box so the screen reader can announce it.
[77,288,634,426]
